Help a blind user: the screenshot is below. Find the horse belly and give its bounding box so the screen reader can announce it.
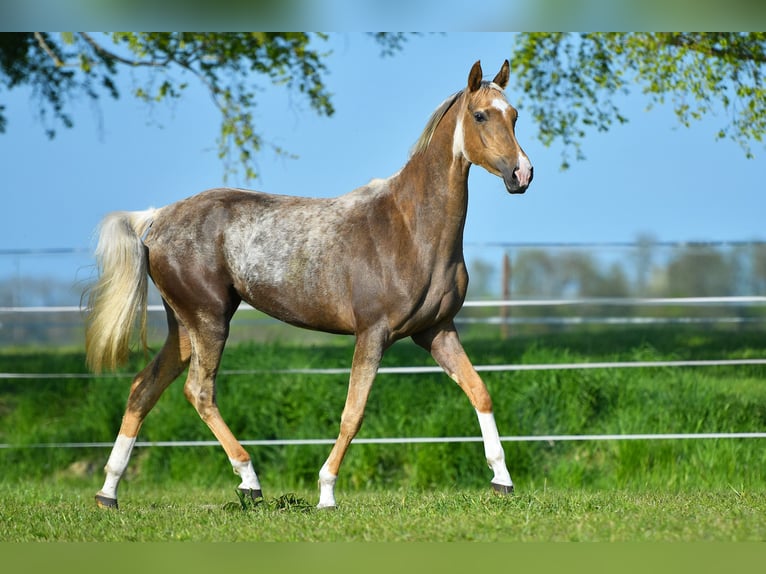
[226,231,356,334]
[238,277,356,335]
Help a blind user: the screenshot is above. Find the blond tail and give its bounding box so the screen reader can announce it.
[85,209,157,373]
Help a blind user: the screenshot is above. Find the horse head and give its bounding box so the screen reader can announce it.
[455,60,533,194]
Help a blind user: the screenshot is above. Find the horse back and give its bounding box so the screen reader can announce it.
[144,186,465,338]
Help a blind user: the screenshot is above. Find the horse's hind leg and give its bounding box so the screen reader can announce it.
[413,322,513,494]
[182,317,262,500]
[96,305,191,508]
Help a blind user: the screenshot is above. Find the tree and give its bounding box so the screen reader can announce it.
[752,244,766,295]
[512,248,631,299]
[512,249,560,298]
[0,32,406,180]
[6,33,764,179]
[467,257,497,299]
[665,245,736,297]
[510,33,766,168]
[631,233,658,296]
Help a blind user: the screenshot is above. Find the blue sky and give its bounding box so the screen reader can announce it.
[2,33,764,281]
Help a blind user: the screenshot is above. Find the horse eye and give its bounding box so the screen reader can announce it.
[473,111,488,123]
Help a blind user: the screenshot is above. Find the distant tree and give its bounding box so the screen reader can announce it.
[559,251,630,297]
[0,275,79,306]
[512,249,630,298]
[512,249,560,298]
[0,32,407,181]
[467,258,497,299]
[749,244,766,295]
[511,33,766,168]
[631,233,658,296]
[665,245,736,297]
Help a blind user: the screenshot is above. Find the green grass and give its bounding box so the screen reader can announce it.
[2,326,766,492]
[1,325,766,542]
[1,481,764,542]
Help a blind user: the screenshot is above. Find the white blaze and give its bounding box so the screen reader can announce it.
[491,97,510,113]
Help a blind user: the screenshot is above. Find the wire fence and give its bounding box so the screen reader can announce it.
[4,433,766,451]
[2,296,765,450]
[2,242,765,450]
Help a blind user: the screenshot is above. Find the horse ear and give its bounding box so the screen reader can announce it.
[492,60,510,89]
[467,60,483,92]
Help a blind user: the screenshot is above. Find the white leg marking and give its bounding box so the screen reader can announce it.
[229,457,261,491]
[317,462,338,509]
[476,411,513,487]
[98,434,137,500]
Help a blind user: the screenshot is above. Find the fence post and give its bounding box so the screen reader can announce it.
[501,252,511,339]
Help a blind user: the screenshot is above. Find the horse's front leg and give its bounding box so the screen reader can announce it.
[317,327,388,509]
[413,322,514,494]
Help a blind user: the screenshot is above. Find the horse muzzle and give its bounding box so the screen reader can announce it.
[504,163,533,194]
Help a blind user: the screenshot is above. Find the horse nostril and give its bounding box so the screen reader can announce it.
[512,164,533,187]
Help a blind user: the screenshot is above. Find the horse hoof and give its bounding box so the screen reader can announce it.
[95,494,119,509]
[239,488,263,501]
[491,482,514,495]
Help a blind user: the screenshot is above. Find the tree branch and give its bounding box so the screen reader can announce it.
[78,32,172,67]
[33,32,66,67]
[664,33,766,65]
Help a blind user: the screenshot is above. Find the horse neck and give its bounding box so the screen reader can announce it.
[393,108,471,254]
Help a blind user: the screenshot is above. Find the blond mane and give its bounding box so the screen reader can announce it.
[410,90,463,156]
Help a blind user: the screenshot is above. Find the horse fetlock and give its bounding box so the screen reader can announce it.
[317,464,338,509]
[230,457,261,491]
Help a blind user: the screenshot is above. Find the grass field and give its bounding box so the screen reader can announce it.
[1,325,765,542]
[1,482,764,542]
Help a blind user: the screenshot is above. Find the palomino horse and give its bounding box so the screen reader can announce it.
[85,60,533,509]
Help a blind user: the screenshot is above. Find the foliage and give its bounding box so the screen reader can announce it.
[3,33,765,181]
[511,32,766,168]
[0,32,404,181]
[511,249,631,298]
[507,241,766,300]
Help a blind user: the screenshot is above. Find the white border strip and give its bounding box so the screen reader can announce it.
[3,432,765,450]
